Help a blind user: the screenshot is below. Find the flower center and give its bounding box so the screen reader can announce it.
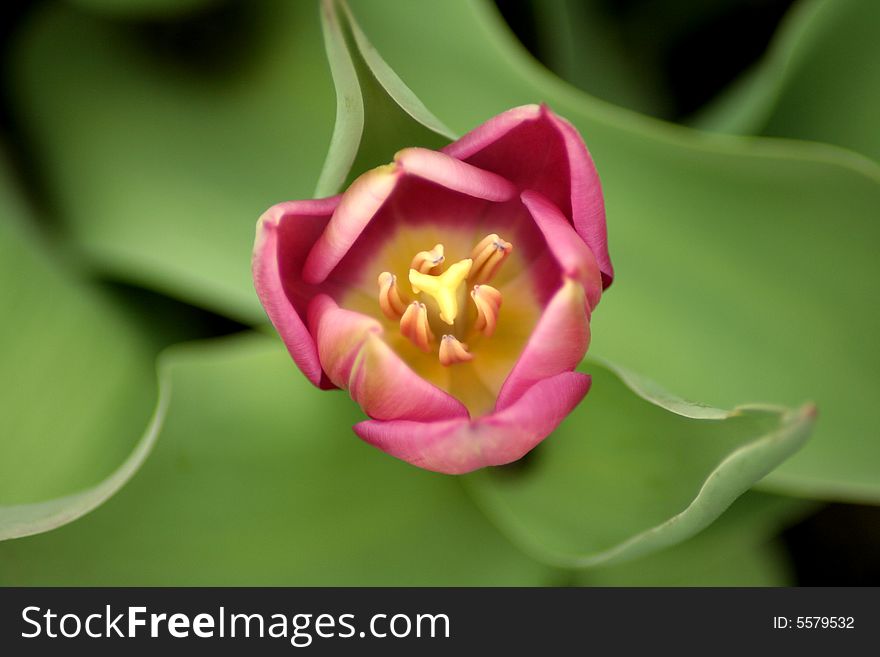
[377,234,512,367]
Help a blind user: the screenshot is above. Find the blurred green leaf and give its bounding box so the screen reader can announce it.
[12,0,336,321]
[313,0,363,197]
[0,334,552,585]
[595,540,791,586]
[465,359,813,568]
[339,1,456,141]
[0,380,166,542]
[314,0,453,196]
[578,492,813,586]
[67,0,220,20]
[12,0,880,500]
[525,0,670,117]
[693,0,880,164]
[0,158,161,537]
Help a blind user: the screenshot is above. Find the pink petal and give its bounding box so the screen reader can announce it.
[355,372,591,474]
[495,278,590,410]
[395,147,517,202]
[303,165,400,286]
[444,104,613,288]
[304,150,518,286]
[308,295,468,422]
[521,190,603,310]
[253,198,339,388]
[443,104,544,161]
[545,110,613,288]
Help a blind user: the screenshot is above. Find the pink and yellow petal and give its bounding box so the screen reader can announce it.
[496,277,590,410]
[394,147,517,202]
[304,165,400,285]
[521,190,603,309]
[354,371,591,474]
[252,199,339,388]
[443,104,544,162]
[308,294,467,422]
[542,108,613,288]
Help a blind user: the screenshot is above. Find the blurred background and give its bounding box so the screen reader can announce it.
[0,0,877,585]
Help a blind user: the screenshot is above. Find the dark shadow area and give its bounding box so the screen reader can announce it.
[0,0,54,222]
[783,504,880,585]
[100,280,253,350]
[496,0,796,119]
[125,0,261,78]
[663,0,795,117]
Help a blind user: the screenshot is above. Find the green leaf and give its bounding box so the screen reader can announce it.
[692,0,880,164]
[577,492,813,586]
[0,379,167,541]
[12,0,336,321]
[593,540,792,586]
[525,0,671,117]
[758,0,880,162]
[0,158,163,538]
[0,335,551,585]
[313,0,364,197]
[338,1,456,142]
[315,0,453,196]
[464,359,814,568]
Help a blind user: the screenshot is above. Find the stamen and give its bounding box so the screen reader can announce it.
[471,284,503,337]
[410,243,445,274]
[400,301,434,352]
[377,272,407,320]
[439,335,474,367]
[409,259,473,325]
[469,233,512,285]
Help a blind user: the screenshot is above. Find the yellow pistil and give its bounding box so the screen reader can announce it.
[469,233,512,285]
[471,284,502,337]
[373,233,516,372]
[409,259,473,325]
[377,272,408,320]
[410,243,445,274]
[439,335,473,367]
[399,301,434,352]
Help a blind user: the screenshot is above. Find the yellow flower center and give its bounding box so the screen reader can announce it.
[377,234,512,368]
[341,224,537,417]
[409,258,472,325]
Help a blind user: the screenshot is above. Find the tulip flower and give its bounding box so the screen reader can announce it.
[253,104,612,474]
